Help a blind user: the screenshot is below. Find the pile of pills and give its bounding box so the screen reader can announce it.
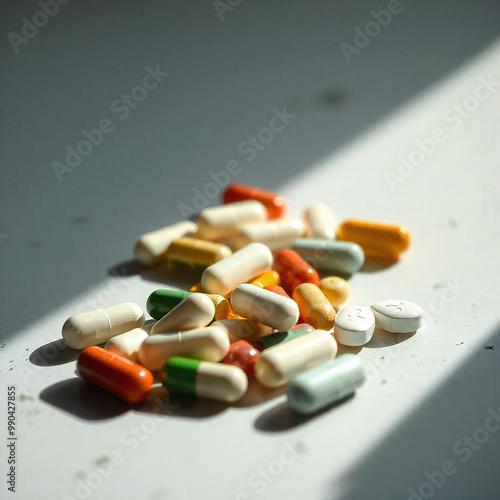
[61,184,423,414]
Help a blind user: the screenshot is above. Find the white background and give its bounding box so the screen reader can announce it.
[1,2,499,499]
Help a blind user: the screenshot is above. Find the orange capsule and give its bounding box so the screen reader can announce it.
[250,270,280,288]
[337,219,410,258]
[264,284,290,299]
[274,249,319,292]
[190,282,204,292]
[77,346,153,404]
[222,340,261,377]
[223,184,286,220]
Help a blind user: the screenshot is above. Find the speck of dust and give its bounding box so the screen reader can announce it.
[94,456,111,466]
[448,218,459,228]
[294,441,308,454]
[19,394,34,402]
[484,346,494,350]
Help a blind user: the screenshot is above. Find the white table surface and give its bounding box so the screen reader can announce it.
[1,2,499,499]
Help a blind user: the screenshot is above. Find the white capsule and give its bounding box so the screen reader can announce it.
[212,319,273,343]
[139,326,230,370]
[334,306,375,346]
[105,327,149,362]
[197,201,267,240]
[62,302,145,350]
[201,242,273,296]
[134,221,197,266]
[234,219,304,251]
[231,284,300,331]
[255,329,338,388]
[150,293,215,335]
[304,203,336,240]
[195,362,248,403]
[371,300,423,333]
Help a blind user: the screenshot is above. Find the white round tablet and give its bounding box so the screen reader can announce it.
[333,306,375,346]
[370,300,423,333]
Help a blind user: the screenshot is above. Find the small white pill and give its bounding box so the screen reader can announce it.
[139,326,230,370]
[212,319,273,343]
[150,293,215,335]
[255,329,338,388]
[197,201,267,240]
[304,203,336,240]
[62,302,145,350]
[371,300,423,333]
[134,221,197,265]
[231,284,300,331]
[201,243,273,296]
[105,327,149,362]
[334,306,375,346]
[234,219,304,251]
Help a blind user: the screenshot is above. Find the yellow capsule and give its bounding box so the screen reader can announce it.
[319,277,349,307]
[206,294,231,320]
[190,283,204,292]
[293,283,336,331]
[249,270,280,288]
[166,237,232,272]
[337,219,410,258]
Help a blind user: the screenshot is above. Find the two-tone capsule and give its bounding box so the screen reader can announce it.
[287,354,365,415]
[337,219,410,259]
[231,284,300,331]
[62,302,145,350]
[292,239,365,275]
[162,356,248,403]
[202,243,273,296]
[274,249,319,292]
[166,237,232,272]
[77,346,153,404]
[150,294,215,335]
[134,221,197,266]
[197,201,267,240]
[293,283,336,331]
[139,326,230,370]
[223,184,286,220]
[254,325,313,350]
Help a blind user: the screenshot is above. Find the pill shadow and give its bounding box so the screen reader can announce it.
[360,254,400,273]
[233,379,286,408]
[337,344,363,356]
[29,339,79,367]
[40,378,130,421]
[254,395,354,433]
[135,391,227,419]
[364,327,416,349]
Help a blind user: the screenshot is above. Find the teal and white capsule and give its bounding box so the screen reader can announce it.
[287,354,365,415]
[161,356,248,403]
[291,239,365,275]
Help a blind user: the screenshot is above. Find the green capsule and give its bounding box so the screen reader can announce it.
[161,357,248,403]
[147,289,191,320]
[255,326,311,350]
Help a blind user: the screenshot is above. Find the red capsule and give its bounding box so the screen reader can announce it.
[222,340,261,377]
[264,284,290,299]
[223,184,286,220]
[77,346,153,404]
[274,249,320,292]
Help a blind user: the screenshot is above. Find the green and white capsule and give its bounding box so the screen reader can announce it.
[292,239,365,275]
[287,354,365,415]
[147,289,191,320]
[162,357,248,403]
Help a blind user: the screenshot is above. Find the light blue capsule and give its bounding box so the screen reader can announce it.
[287,354,365,415]
[291,239,365,275]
